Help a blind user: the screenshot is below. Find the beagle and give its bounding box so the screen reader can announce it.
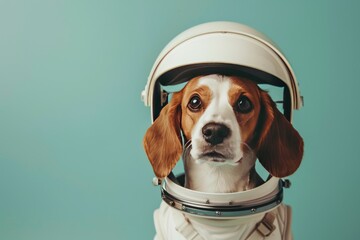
[143,74,303,239]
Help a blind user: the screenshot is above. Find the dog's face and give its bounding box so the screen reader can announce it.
[144,75,303,180]
[181,75,261,166]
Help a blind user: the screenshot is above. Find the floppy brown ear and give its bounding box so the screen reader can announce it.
[256,90,304,178]
[143,92,183,178]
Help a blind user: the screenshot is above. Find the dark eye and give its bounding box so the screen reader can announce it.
[188,95,202,112]
[236,95,253,113]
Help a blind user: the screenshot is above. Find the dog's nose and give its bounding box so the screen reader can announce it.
[202,123,230,145]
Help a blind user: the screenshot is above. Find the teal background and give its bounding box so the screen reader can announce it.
[0,0,359,239]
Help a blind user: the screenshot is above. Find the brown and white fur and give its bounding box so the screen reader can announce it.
[144,74,303,193]
[143,74,303,239]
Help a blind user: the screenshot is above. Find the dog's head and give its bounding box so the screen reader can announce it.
[143,75,303,179]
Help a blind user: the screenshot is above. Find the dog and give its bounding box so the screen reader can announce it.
[143,74,303,240]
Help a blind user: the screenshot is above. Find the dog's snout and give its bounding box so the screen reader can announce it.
[202,123,230,145]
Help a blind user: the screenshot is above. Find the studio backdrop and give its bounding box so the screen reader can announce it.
[0,1,359,239]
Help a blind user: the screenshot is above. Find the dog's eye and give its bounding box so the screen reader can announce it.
[236,96,253,113]
[188,95,202,112]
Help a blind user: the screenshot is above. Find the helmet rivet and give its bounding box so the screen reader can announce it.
[215,211,221,216]
[206,199,210,204]
[182,205,186,210]
[251,208,256,213]
[283,179,292,188]
[152,177,162,186]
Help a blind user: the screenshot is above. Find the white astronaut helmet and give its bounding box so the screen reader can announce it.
[142,21,302,218]
[142,21,303,123]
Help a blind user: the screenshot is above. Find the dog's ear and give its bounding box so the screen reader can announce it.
[143,92,183,178]
[255,90,304,178]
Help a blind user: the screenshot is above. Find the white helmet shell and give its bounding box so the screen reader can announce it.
[142,21,303,122]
